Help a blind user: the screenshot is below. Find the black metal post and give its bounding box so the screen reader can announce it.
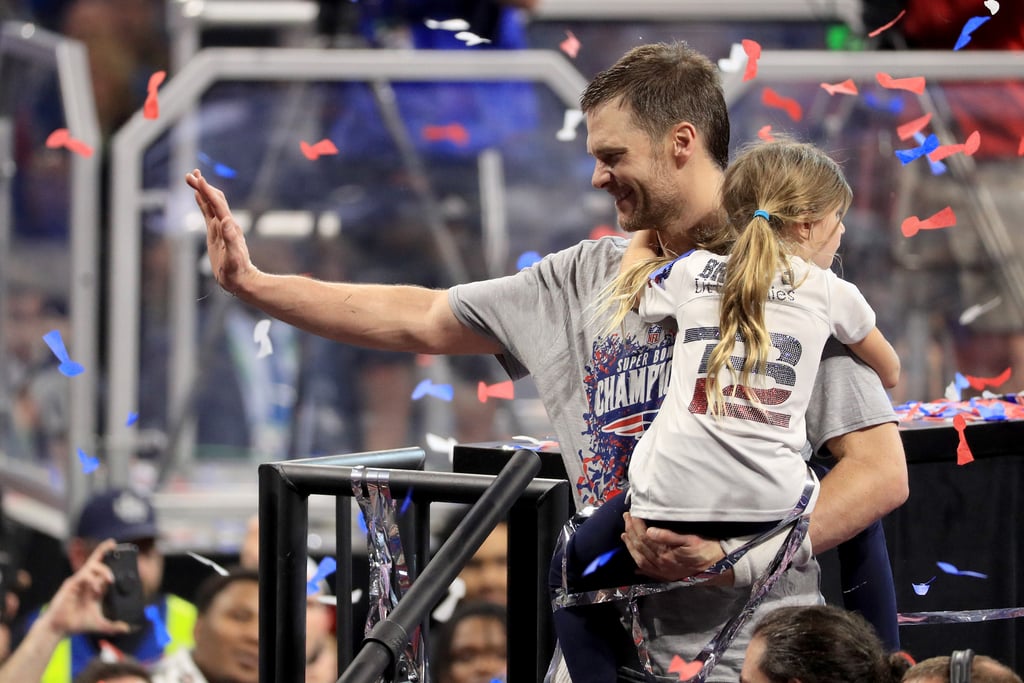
[339,449,541,683]
[336,495,354,674]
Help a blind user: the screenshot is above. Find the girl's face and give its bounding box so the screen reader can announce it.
[800,205,846,269]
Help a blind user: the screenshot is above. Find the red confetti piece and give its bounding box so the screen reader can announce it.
[896,113,933,141]
[589,224,619,240]
[964,367,1011,391]
[143,70,166,120]
[761,87,803,121]
[741,39,761,81]
[928,130,981,162]
[559,30,580,58]
[45,128,94,158]
[422,123,469,146]
[477,380,514,402]
[668,655,704,680]
[868,9,907,38]
[901,206,956,237]
[953,413,975,465]
[299,139,339,161]
[820,79,858,96]
[415,354,435,367]
[1018,136,1024,156]
[876,72,926,94]
[757,125,775,142]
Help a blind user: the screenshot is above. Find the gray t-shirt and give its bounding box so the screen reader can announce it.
[449,236,897,680]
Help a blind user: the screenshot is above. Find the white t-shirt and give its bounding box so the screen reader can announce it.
[629,249,876,522]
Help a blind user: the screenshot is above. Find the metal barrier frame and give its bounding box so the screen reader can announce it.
[258,448,570,682]
[0,21,100,522]
[106,47,588,483]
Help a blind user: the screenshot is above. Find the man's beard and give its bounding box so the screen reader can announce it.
[619,184,680,234]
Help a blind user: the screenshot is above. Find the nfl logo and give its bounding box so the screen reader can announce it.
[647,325,662,345]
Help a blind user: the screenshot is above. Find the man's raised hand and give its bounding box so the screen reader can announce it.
[186,169,258,297]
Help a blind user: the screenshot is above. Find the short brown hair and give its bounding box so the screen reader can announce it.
[904,655,1024,683]
[580,42,730,170]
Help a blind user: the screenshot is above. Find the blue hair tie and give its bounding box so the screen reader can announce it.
[753,209,771,221]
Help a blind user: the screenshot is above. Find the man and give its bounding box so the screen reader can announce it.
[151,568,259,683]
[34,489,196,682]
[903,654,1023,683]
[187,42,907,679]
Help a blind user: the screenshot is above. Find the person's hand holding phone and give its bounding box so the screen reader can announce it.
[40,538,134,638]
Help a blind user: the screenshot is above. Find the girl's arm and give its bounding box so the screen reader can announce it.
[847,327,901,388]
[620,229,660,275]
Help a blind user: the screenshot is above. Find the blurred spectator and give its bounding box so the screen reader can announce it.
[435,516,507,609]
[0,539,130,683]
[150,568,258,683]
[73,658,151,683]
[903,653,1023,683]
[739,605,908,683]
[431,601,506,683]
[21,489,196,682]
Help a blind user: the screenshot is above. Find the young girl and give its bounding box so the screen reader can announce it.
[550,140,900,683]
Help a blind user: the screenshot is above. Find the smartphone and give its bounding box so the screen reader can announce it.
[102,543,146,627]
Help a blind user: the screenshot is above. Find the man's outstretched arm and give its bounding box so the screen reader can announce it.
[186,170,501,356]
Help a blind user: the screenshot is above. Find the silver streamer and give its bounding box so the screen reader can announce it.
[553,470,817,681]
[352,467,426,682]
[898,607,1024,625]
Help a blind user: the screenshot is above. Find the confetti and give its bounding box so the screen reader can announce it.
[45,128,94,158]
[589,225,619,240]
[307,557,337,596]
[555,109,584,142]
[357,510,367,533]
[667,655,704,681]
[559,30,580,58]
[144,605,171,647]
[756,125,775,142]
[901,206,956,237]
[876,72,926,94]
[125,411,139,427]
[423,18,470,31]
[952,414,975,465]
[78,448,100,474]
[717,43,746,74]
[960,296,1002,325]
[425,432,458,461]
[820,79,858,96]
[741,39,761,81]
[965,367,1011,391]
[350,588,363,604]
[895,133,940,165]
[897,113,932,141]
[422,123,469,146]
[253,319,273,358]
[912,576,936,595]
[868,9,907,38]
[928,130,981,162]
[432,578,466,622]
[516,251,542,270]
[454,31,490,46]
[1018,137,1024,156]
[477,380,514,402]
[400,488,413,515]
[937,560,986,578]
[971,398,1007,421]
[411,379,454,402]
[863,92,904,114]
[582,548,619,576]
[187,551,229,576]
[299,139,338,161]
[954,16,991,51]
[42,329,85,376]
[761,88,803,121]
[143,70,166,120]
[984,0,1000,14]
[197,152,237,179]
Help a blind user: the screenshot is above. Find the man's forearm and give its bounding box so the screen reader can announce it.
[809,422,909,554]
[0,614,63,683]
[238,273,500,355]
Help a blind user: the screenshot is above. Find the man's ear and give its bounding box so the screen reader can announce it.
[670,121,698,164]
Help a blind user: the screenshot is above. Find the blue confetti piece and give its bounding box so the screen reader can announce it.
[357,510,368,534]
[198,152,238,179]
[125,411,139,427]
[516,251,542,271]
[77,448,99,474]
[912,576,936,596]
[896,134,940,165]
[42,330,85,377]
[937,561,988,579]
[307,556,338,595]
[954,15,991,51]
[582,548,619,577]
[411,379,454,402]
[971,398,1007,422]
[864,92,904,114]
[400,488,413,515]
[144,605,171,647]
